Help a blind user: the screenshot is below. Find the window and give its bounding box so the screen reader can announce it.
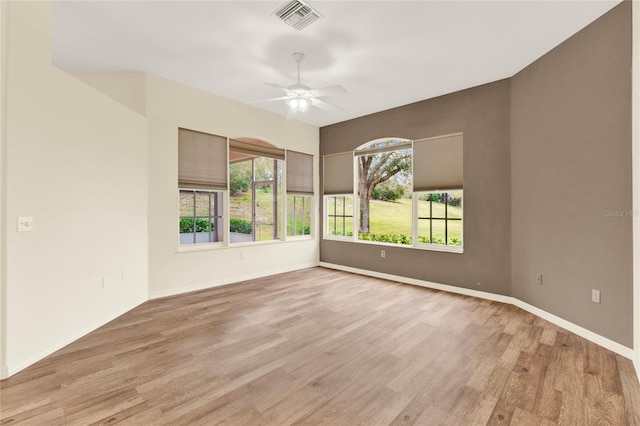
[179,190,223,245]
[286,151,314,237]
[325,195,354,237]
[416,191,463,246]
[178,129,314,248]
[229,138,284,243]
[287,195,312,236]
[323,133,463,252]
[178,129,227,246]
[356,139,412,245]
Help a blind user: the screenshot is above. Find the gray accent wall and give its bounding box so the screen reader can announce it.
[320,80,513,296]
[511,2,632,347]
[320,2,632,347]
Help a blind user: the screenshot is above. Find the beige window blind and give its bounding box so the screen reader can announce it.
[413,133,463,192]
[229,139,285,160]
[286,151,314,194]
[323,152,354,195]
[178,128,228,190]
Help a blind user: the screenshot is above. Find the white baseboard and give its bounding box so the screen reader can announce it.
[149,262,319,300]
[3,296,146,379]
[319,262,635,361]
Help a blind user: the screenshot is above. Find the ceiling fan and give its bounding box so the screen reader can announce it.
[249,52,346,117]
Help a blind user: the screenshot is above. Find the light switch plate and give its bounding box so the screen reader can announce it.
[17,216,33,232]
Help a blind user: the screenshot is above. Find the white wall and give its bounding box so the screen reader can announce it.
[146,74,319,298]
[1,1,149,377]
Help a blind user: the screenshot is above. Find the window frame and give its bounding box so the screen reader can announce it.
[322,135,463,254]
[412,190,463,253]
[323,194,355,240]
[286,194,313,238]
[178,188,226,249]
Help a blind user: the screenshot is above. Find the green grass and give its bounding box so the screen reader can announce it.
[366,198,462,245]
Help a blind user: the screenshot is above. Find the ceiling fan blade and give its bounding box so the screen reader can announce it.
[265,83,289,93]
[247,95,293,104]
[311,98,344,111]
[310,85,347,97]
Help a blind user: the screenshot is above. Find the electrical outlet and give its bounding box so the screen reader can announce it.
[536,274,543,285]
[380,250,386,258]
[591,289,601,304]
[17,216,33,232]
[102,276,109,288]
[240,251,246,260]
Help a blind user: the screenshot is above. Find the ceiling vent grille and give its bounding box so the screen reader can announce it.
[273,0,322,31]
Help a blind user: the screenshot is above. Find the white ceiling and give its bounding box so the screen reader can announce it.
[52,1,621,127]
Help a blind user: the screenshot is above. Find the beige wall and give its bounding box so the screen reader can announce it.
[511,2,632,347]
[320,2,633,347]
[320,80,512,296]
[146,74,319,298]
[1,1,149,376]
[0,1,320,378]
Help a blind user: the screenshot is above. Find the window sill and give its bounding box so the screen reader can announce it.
[178,236,315,253]
[178,242,225,253]
[322,236,464,254]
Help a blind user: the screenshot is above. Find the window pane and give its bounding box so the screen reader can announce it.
[356,147,412,245]
[180,191,194,217]
[287,195,311,236]
[230,156,282,244]
[256,183,276,241]
[195,192,210,216]
[326,195,353,237]
[179,190,224,246]
[416,191,463,246]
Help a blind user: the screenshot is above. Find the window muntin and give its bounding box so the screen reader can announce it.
[287,195,312,236]
[416,191,463,246]
[179,190,223,245]
[325,195,354,238]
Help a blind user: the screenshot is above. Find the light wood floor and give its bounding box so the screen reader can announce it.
[1,267,639,425]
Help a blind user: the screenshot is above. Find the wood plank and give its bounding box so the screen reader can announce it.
[0,267,637,425]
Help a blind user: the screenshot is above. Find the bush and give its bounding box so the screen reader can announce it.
[230,162,252,194]
[358,233,411,245]
[180,218,211,233]
[230,218,252,234]
[372,181,405,202]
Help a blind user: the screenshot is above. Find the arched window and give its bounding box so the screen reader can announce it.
[229,138,284,243]
[323,133,463,251]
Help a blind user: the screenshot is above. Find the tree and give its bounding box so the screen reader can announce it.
[358,151,411,233]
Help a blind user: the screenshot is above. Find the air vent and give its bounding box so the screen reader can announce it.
[273,0,322,31]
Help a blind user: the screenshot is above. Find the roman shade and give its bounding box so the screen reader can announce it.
[286,151,314,194]
[178,128,228,190]
[413,133,463,192]
[323,152,354,195]
[229,139,285,160]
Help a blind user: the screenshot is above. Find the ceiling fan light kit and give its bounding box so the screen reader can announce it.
[249,52,346,117]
